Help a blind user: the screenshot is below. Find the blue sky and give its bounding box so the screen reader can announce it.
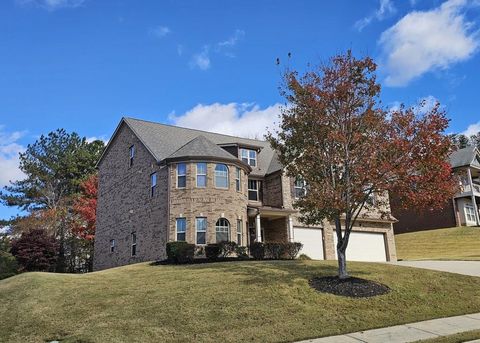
[1,0,480,220]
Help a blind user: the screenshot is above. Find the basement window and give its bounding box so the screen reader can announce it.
[131,232,137,257]
[110,239,115,253]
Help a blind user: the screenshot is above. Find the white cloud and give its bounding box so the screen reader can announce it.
[190,46,211,70]
[355,0,396,31]
[177,44,184,56]
[462,122,480,136]
[217,29,245,49]
[0,126,27,189]
[169,102,281,139]
[86,136,109,144]
[150,26,171,38]
[189,29,245,70]
[379,0,479,87]
[16,0,85,11]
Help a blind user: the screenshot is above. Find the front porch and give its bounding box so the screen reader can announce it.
[247,206,296,245]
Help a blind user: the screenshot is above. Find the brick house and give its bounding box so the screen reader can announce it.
[392,146,480,234]
[93,117,397,270]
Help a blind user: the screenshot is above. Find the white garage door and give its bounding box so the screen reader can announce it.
[293,227,324,260]
[334,231,387,262]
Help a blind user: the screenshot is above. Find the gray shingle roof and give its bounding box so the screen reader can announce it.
[449,146,479,168]
[123,117,279,176]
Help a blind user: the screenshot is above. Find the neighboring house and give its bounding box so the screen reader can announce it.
[93,117,397,270]
[392,146,480,234]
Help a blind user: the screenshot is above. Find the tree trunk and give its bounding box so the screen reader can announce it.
[337,247,349,279]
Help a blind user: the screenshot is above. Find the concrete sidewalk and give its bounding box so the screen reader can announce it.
[395,261,480,277]
[296,312,480,343]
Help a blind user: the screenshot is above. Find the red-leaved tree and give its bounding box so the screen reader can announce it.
[10,229,59,272]
[267,51,458,278]
[72,174,98,271]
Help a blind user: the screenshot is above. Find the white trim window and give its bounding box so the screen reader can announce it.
[196,163,207,188]
[196,217,207,245]
[150,172,157,197]
[177,163,186,188]
[176,218,187,241]
[215,218,230,243]
[236,219,242,245]
[240,148,257,167]
[129,145,135,167]
[465,203,476,223]
[294,177,306,199]
[248,179,260,201]
[131,232,137,257]
[110,239,115,253]
[235,167,241,192]
[214,164,229,188]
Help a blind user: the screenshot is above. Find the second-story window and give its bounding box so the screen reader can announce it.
[294,177,306,199]
[235,167,241,191]
[240,148,257,167]
[129,145,135,167]
[150,172,157,197]
[248,179,260,201]
[196,163,207,188]
[177,163,186,188]
[215,164,229,188]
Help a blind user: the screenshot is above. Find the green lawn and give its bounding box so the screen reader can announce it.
[1,260,480,343]
[396,227,480,261]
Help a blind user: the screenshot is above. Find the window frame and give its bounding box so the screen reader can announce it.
[129,145,135,167]
[195,217,207,245]
[240,148,257,167]
[465,203,476,223]
[235,167,241,192]
[176,217,187,241]
[177,163,187,188]
[215,218,230,243]
[214,164,229,189]
[110,239,115,253]
[196,162,207,188]
[236,219,242,245]
[150,172,157,197]
[248,179,259,201]
[293,177,307,199]
[131,232,137,257]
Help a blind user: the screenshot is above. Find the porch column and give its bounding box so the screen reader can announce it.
[467,168,480,226]
[255,213,262,242]
[287,215,294,242]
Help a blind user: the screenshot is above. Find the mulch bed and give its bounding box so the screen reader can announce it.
[309,276,390,298]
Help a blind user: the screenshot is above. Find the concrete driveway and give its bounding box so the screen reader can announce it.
[395,261,480,277]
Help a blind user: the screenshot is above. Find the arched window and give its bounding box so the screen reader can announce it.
[215,218,230,242]
[214,164,229,188]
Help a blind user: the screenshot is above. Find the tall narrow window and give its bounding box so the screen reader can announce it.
[235,168,241,191]
[236,219,242,245]
[176,218,186,241]
[294,177,306,199]
[177,163,186,188]
[129,145,135,167]
[196,163,207,188]
[215,218,230,243]
[110,239,115,253]
[150,172,157,197]
[131,232,137,256]
[196,217,207,245]
[248,179,259,201]
[215,164,229,188]
[240,148,257,167]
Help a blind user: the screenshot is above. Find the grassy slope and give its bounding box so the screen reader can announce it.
[1,261,480,343]
[395,227,480,261]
